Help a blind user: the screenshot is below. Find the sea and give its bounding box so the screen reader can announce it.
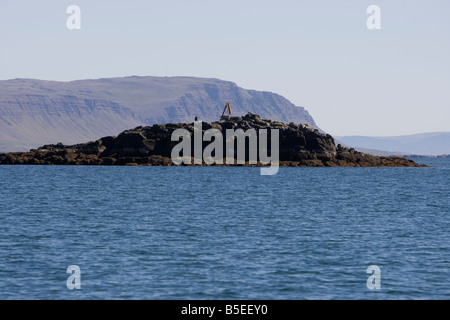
[0,157,448,300]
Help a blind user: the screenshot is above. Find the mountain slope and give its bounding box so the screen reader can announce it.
[336,132,450,156]
[0,76,317,152]
[0,94,143,152]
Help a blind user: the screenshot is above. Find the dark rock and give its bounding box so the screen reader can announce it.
[0,114,426,167]
[101,157,117,166]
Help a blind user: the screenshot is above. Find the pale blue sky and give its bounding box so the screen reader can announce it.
[0,0,449,136]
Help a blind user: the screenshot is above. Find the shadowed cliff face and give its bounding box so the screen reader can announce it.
[0,113,424,167]
[0,76,316,152]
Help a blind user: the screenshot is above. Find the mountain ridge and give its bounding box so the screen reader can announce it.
[0,76,316,152]
[336,132,450,156]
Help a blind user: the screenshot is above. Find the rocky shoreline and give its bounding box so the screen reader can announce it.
[0,113,425,167]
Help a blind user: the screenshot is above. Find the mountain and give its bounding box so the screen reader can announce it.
[0,94,142,152]
[0,76,316,152]
[336,132,450,156]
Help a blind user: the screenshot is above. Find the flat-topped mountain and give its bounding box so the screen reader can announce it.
[0,76,316,152]
[0,113,424,167]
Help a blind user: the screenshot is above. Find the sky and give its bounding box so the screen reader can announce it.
[0,0,449,136]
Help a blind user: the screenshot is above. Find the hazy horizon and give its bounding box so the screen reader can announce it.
[1,0,449,136]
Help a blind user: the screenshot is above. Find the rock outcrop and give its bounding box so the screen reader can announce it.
[0,113,425,167]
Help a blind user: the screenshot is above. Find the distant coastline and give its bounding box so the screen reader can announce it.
[405,154,450,159]
[337,132,450,157]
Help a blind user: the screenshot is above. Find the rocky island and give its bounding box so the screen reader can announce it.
[0,113,424,167]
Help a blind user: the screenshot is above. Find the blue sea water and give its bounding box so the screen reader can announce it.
[0,157,448,300]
